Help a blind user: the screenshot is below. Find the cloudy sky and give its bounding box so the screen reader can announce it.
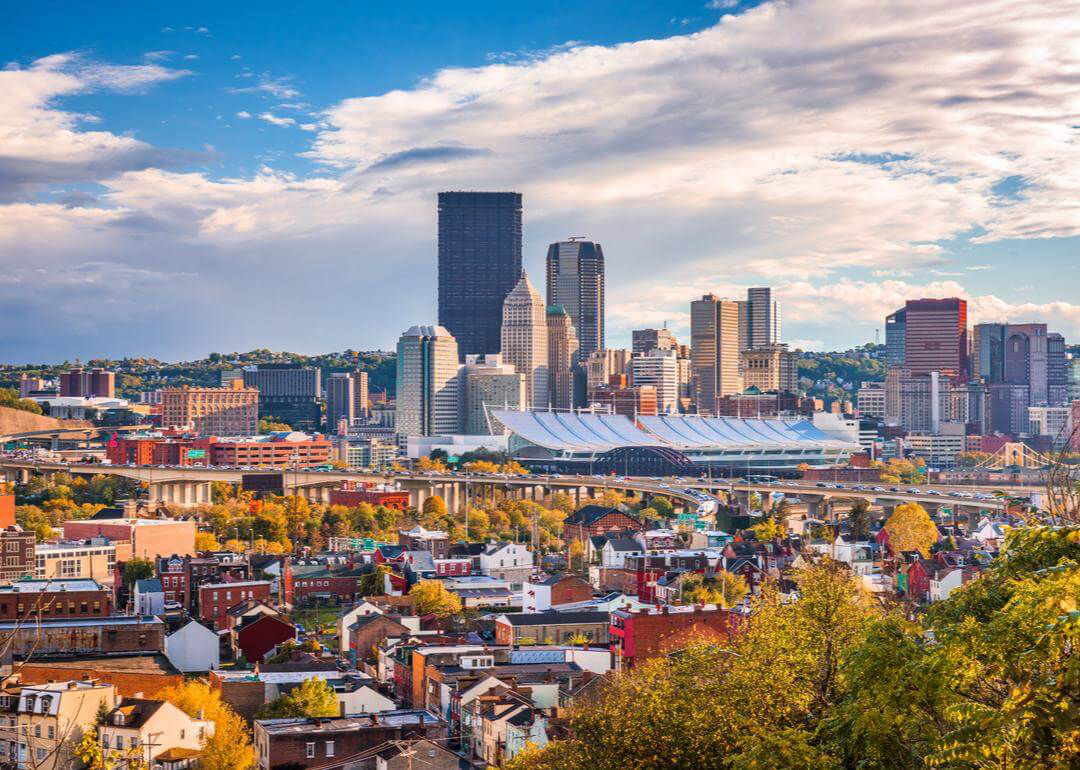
[3,0,1079,363]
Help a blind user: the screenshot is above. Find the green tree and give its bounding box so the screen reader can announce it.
[0,387,44,414]
[257,677,338,718]
[359,565,389,596]
[846,498,871,541]
[258,418,292,433]
[122,557,155,587]
[650,496,674,518]
[409,578,462,617]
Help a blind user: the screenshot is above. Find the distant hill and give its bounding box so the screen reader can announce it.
[0,406,91,437]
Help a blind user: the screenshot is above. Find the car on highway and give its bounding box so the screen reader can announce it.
[659,483,670,489]
[907,488,921,494]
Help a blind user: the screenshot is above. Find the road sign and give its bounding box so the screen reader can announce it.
[186,449,206,459]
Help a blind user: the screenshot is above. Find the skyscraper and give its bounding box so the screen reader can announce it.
[242,364,322,430]
[631,349,679,415]
[395,325,461,438]
[546,306,579,412]
[545,239,604,359]
[326,373,355,433]
[437,192,523,358]
[691,294,742,416]
[501,273,548,410]
[743,287,781,349]
[350,370,369,419]
[1048,332,1067,406]
[972,322,1049,408]
[632,328,677,355]
[461,355,525,435]
[885,308,906,367]
[903,298,968,378]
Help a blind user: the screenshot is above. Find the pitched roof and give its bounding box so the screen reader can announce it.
[135,578,163,593]
[565,505,636,527]
[605,537,642,552]
[107,698,168,730]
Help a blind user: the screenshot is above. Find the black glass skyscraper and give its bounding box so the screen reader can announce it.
[545,239,605,359]
[437,192,523,358]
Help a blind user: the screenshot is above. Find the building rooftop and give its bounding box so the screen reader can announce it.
[498,610,610,626]
[0,579,103,593]
[256,709,440,735]
[0,615,163,631]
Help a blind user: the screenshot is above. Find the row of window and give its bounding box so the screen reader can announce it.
[306,740,334,758]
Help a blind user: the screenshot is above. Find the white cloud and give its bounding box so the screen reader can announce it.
[258,112,295,126]
[227,74,300,99]
[235,110,252,119]
[184,54,199,60]
[230,54,242,60]
[298,123,318,132]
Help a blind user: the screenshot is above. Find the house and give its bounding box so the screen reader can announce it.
[348,614,410,665]
[157,555,189,608]
[0,579,113,620]
[133,578,165,616]
[235,614,297,664]
[99,698,213,767]
[197,581,273,630]
[0,680,116,770]
[398,526,450,559]
[464,690,548,768]
[15,654,182,698]
[610,605,737,671]
[600,537,644,568]
[972,517,1009,550]
[224,598,280,631]
[478,542,533,584]
[165,620,220,673]
[522,574,593,613]
[337,600,384,653]
[895,555,932,602]
[928,566,975,602]
[563,506,644,544]
[493,611,610,646]
[440,575,516,608]
[253,710,447,770]
[374,738,464,770]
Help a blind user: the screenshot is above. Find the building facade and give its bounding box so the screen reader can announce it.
[546,307,579,412]
[545,239,605,358]
[437,191,523,357]
[242,365,322,431]
[630,349,679,415]
[742,287,781,350]
[161,381,259,436]
[395,325,461,438]
[739,344,798,394]
[59,367,115,398]
[501,274,548,410]
[325,373,354,433]
[691,295,742,416]
[461,355,525,435]
[903,298,968,377]
[632,328,677,355]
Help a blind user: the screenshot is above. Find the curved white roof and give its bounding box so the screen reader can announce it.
[492,410,659,452]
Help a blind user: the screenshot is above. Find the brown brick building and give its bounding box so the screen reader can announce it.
[0,579,111,620]
[0,616,166,660]
[609,606,737,670]
[348,614,409,663]
[161,380,259,435]
[563,505,644,545]
[198,580,273,630]
[0,527,35,581]
[62,518,197,559]
[494,610,611,646]
[17,654,182,697]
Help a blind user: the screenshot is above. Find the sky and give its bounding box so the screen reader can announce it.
[2,0,1079,363]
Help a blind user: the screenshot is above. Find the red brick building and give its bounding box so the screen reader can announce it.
[107,434,333,468]
[0,527,36,582]
[235,614,296,663]
[0,579,112,620]
[198,580,273,630]
[610,606,737,670]
[563,506,644,545]
[329,483,409,510]
[63,518,196,559]
[0,493,15,529]
[292,571,365,602]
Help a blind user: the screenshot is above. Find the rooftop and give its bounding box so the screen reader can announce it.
[499,610,610,626]
[0,615,163,631]
[0,579,103,593]
[256,709,440,735]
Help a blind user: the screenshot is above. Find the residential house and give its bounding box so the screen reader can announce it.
[337,601,383,654]
[164,620,220,673]
[133,578,165,616]
[465,690,548,768]
[348,614,410,665]
[563,506,644,545]
[197,581,273,630]
[493,611,610,646]
[521,574,593,613]
[600,537,644,568]
[610,605,737,671]
[928,566,981,602]
[478,543,533,585]
[374,739,463,770]
[235,614,297,664]
[0,680,116,770]
[99,698,213,768]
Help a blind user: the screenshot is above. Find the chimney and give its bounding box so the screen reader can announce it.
[338,701,346,718]
[370,713,378,725]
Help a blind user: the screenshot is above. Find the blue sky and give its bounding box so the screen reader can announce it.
[1,0,1078,362]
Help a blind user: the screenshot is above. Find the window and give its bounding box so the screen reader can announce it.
[325,741,334,757]
[179,730,185,740]
[305,743,315,758]
[36,747,45,761]
[47,726,53,740]
[33,726,39,738]
[130,737,138,749]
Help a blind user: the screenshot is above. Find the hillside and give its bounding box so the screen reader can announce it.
[0,406,92,436]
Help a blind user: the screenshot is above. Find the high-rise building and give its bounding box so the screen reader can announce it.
[591,383,658,419]
[973,322,1048,400]
[739,344,798,394]
[885,308,906,367]
[161,381,259,436]
[546,306,579,412]
[884,368,954,433]
[630,349,679,415]
[903,298,968,378]
[351,370,370,419]
[325,373,355,433]
[395,325,461,438]
[743,287,781,349]
[545,239,604,359]
[1048,332,1067,406]
[242,364,322,430]
[1027,406,1073,449]
[437,191,523,357]
[585,349,632,395]
[632,328,677,356]
[59,367,115,398]
[461,354,525,435]
[501,273,548,410]
[691,295,742,416]
[1067,355,1080,403]
[856,382,886,419]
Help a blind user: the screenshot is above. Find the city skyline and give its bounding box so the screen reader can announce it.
[3,1,1080,362]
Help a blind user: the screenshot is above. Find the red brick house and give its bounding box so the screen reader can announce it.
[563,506,644,545]
[198,580,272,630]
[293,571,365,603]
[157,555,189,608]
[610,606,737,670]
[897,556,932,602]
[235,613,296,664]
[0,579,112,620]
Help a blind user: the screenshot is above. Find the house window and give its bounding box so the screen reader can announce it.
[47,726,53,740]
[305,743,315,758]
[325,741,334,757]
[33,726,39,738]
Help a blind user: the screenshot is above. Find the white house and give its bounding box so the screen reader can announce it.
[165,620,221,672]
[339,684,396,715]
[808,537,877,575]
[133,579,165,616]
[929,567,975,602]
[600,537,644,568]
[99,698,214,767]
[337,601,383,654]
[478,542,533,584]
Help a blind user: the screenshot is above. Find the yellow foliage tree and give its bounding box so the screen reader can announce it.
[195,532,221,552]
[884,502,938,556]
[416,456,447,472]
[158,680,254,770]
[409,579,462,617]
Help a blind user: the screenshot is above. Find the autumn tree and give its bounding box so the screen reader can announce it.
[195,532,222,552]
[409,579,462,617]
[884,502,937,556]
[158,680,254,770]
[421,495,448,526]
[122,557,155,587]
[257,677,337,718]
[416,456,447,472]
[846,498,871,541]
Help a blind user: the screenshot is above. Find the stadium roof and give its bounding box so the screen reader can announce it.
[493,410,659,452]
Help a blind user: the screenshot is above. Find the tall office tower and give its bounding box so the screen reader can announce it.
[1048,332,1067,405]
[1068,355,1080,403]
[632,328,677,355]
[973,322,1049,404]
[350,370,370,419]
[972,323,1007,382]
[885,308,907,367]
[242,364,322,430]
[461,354,525,434]
[743,287,781,349]
[631,349,679,415]
[325,373,355,433]
[691,294,742,416]
[585,349,633,395]
[546,306,579,412]
[903,298,968,378]
[395,325,461,438]
[501,273,548,410]
[437,191,523,358]
[883,368,954,432]
[59,367,115,398]
[161,381,259,436]
[545,239,605,359]
[739,344,799,394]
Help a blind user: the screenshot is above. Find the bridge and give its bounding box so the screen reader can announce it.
[0,458,1007,519]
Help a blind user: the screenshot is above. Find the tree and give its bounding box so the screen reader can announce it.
[749,516,783,541]
[359,565,388,596]
[568,539,586,573]
[75,730,115,770]
[195,532,221,552]
[416,456,447,472]
[158,680,254,770]
[650,496,674,518]
[122,557,155,587]
[409,579,462,617]
[846,498,871,541]
[257,677,337,718]
[884,502,937,556]
[258,418,292,433]
[0,387,44,414]
[681,570,750,609]
[421,495,448,525]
